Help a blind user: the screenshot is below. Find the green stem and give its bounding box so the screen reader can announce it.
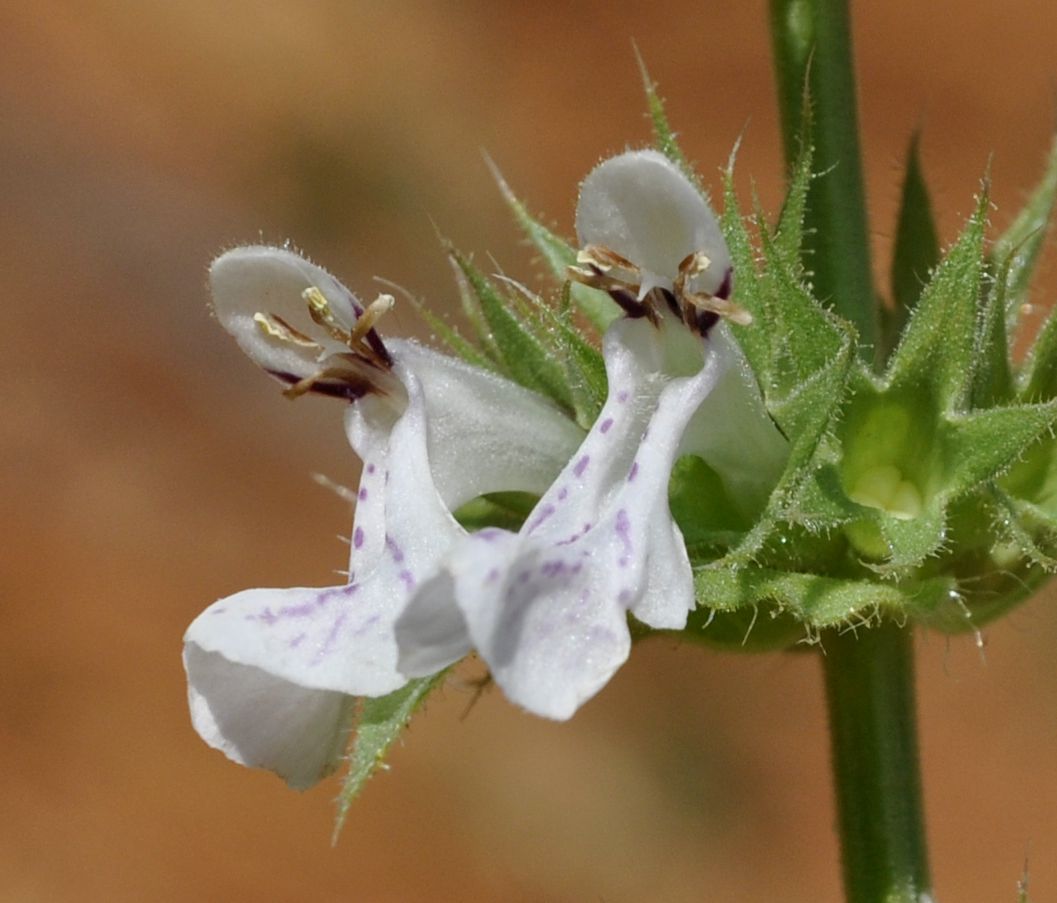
[768,0,879,361]
[821,622,933,903]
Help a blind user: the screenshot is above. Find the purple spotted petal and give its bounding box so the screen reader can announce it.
[445,316,728,720]
[185,262,584,786]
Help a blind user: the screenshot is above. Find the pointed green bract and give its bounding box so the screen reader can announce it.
[333,671,449,841]
[1018,307,1057,401]
[705,189,856,570]
[945,402,1057,495]
[486,157,620,334]
[449,249,576,413]
[721,164,771,374]
[537,284,607,426]
[884,133,940,363]
[772,92,814,275]
[635,47,699,189]
[972,251,1014,408]
[407,294,499,373]
[884,184,989,412]
[992,134,1057,334]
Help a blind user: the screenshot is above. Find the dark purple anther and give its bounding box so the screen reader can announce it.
[697,309,720,335]
[608,288,649,319]
[658,287,681,318]
[716,267,733,300]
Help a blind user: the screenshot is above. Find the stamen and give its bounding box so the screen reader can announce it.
[570,242,750,335]
[347,293,395,348]
[678,251,712,278]
[685,292,753,327]
[302,286,353,345]
[281,366,381,401]
[577,245,640,275]
[253,312,320,348]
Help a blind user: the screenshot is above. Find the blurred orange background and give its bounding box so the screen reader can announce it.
[4,2,1057,900]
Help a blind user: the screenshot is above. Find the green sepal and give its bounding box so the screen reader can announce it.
[635,47,699,190]
[706,225,856,568]
[448,249,576,413]
[486,157,620,334]
[454,491,538,532]
[707,153,858,572]
[720,163,771,372]
[406,293,498,373]
[690,567,958,638]
[884,183,988,412]
[972,250,1014,407]
[1017,306,1057,401]
[943,402,1057,496]
[991,134,1057,335]
[669,454,752,555]
[834,381,1057,575]
[333,670,449,841]
[756,223,854,406]
[533,283,608,427]
[986,486,1057,572]
[884,132,939,363]
[771,90,813,276]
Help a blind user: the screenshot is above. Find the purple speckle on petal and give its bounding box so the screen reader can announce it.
[615,509,633,566]
[366,463,376,475]
[540,559,567,578]
[386,536,405,562]
[617,589,632,605]
[317,612,348,660]
[574,455,590,478]
[628,461,639,482]
[352,614,380,637]
[358,487,368,501]
[517,570,531,584]
[617,390,629,403]
[477,528,501,543]
[398,569,415,590]
[211,608,226,615]
[527,503,556,534]
[558,486,568,501]
[353,527,365,549]
[288,633,307,649]
[486,568,500,584]
[600,417,614,433]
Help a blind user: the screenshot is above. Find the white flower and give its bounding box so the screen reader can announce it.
[184,247,583,788]
[397,150,788,719]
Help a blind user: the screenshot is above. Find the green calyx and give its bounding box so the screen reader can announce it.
[679,126,1057,649]
[418,72,1057,652]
